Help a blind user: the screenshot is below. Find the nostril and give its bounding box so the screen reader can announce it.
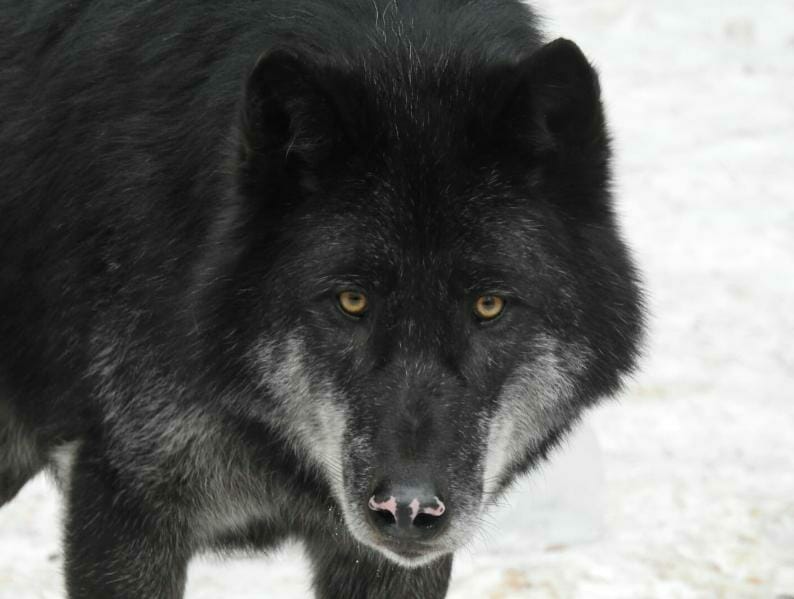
[408,495,446,528]
[413,512,439,528]
[368,494,398,528]
[372,507,396,527]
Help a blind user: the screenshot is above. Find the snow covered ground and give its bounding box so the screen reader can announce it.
[2,1,793,597]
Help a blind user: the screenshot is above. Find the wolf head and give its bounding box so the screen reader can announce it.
[216,35,643,566]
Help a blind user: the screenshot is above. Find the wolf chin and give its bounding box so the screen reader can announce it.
[0,1,644,597]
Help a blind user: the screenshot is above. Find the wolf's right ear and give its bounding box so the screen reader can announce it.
[239,48,348,169]
[489,38,605,157]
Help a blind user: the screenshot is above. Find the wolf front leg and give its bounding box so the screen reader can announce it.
[64,448,191,599]
[307,540,453,599]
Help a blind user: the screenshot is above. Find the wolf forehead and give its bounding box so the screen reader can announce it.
[270,194,556,297]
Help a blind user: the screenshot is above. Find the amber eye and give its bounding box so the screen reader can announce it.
[473,294,505,321]
[338,290,368,317]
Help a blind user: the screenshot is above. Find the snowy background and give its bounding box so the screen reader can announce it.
[2,0,793,597]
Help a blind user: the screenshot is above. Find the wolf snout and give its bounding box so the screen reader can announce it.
[366,481,447,541]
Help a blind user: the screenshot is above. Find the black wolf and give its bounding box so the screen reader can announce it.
[0,1,644,597]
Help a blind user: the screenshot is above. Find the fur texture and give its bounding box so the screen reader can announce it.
[0,1,644,597]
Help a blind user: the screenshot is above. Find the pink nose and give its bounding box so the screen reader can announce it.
[367,494,446,523]
[366,485,447,540]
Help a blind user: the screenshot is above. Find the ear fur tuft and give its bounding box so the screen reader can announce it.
[240,48,342,167]
[491,38,604,155]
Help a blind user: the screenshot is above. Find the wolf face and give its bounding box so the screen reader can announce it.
[228,39,644,566]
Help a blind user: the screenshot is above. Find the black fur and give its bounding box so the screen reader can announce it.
[0,1,644,597]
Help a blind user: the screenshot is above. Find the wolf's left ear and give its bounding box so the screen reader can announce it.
[492,38,605,155]
[239,48,354,170]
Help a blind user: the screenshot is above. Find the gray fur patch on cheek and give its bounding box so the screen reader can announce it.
[251,334,348,501]
[482,335,590,499]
